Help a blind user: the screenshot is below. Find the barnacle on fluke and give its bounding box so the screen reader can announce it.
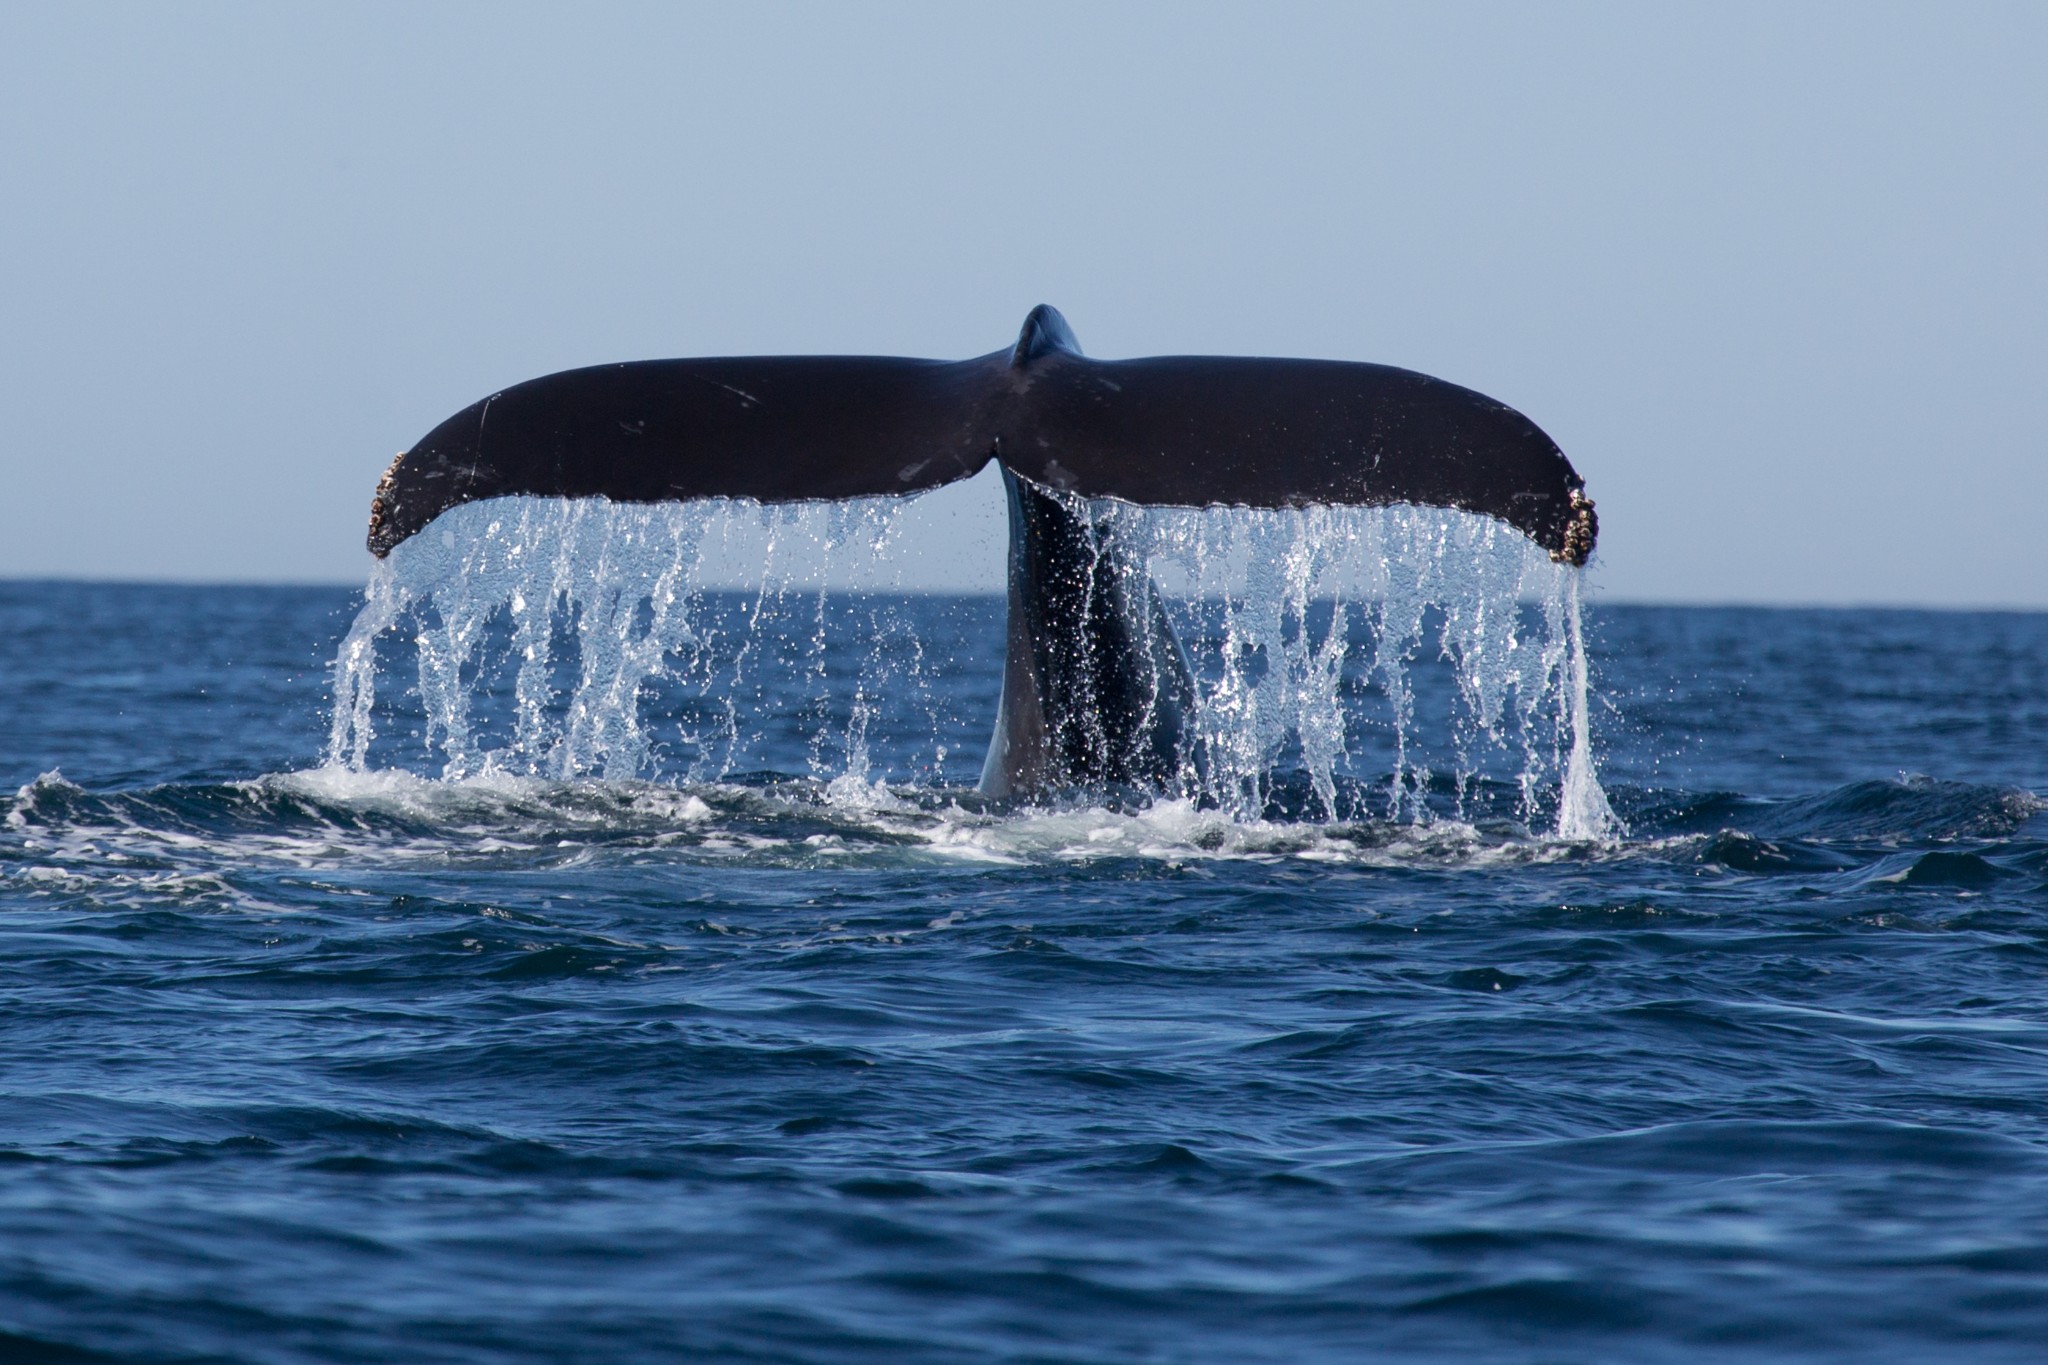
[366,451,406,558]
[1552,486,1598,566]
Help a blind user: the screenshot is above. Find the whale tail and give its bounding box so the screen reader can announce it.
[365,306,1596,797]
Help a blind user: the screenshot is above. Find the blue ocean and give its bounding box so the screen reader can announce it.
[2,501,2045,1363]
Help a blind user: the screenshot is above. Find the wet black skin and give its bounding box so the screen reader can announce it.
[980,465,1202,799]
[365,306,1594,800]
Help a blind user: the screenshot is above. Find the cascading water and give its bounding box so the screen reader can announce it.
[326,492,1619,839]
[1131,501,1616,834]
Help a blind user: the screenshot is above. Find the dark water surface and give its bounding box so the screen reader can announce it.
[2,582,2046,1363]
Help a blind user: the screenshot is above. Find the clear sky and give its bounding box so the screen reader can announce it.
[2,2,2042,605]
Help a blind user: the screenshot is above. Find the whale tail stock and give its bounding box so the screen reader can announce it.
[365,306,1596,798]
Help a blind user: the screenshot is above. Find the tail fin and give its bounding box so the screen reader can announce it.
[370,305,1594,564]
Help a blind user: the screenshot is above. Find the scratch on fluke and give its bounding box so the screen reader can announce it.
[692,375,761,407]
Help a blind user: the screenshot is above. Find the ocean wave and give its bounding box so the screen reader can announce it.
[5,767,2039,902]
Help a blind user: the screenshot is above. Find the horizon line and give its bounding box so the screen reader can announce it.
[3,574,2045,615]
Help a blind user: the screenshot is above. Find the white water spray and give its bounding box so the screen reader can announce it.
[1127,501,1618,836]
[326,493,1618,838]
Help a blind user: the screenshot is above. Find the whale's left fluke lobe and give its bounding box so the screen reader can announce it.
[367,356,1001,556]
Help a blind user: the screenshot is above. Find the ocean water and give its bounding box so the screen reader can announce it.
[2,540,2046,1361]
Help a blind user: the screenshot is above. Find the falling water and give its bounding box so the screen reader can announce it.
[326,492,1618,838]
[1557,570,1621,839]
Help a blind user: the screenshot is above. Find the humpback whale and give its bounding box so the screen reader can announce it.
[366,306,1595,800]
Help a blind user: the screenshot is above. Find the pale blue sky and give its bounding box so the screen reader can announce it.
[2,2,2042,604]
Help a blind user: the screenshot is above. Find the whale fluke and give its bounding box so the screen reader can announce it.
[364,306,1595,800]
[369,304,1594,565]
